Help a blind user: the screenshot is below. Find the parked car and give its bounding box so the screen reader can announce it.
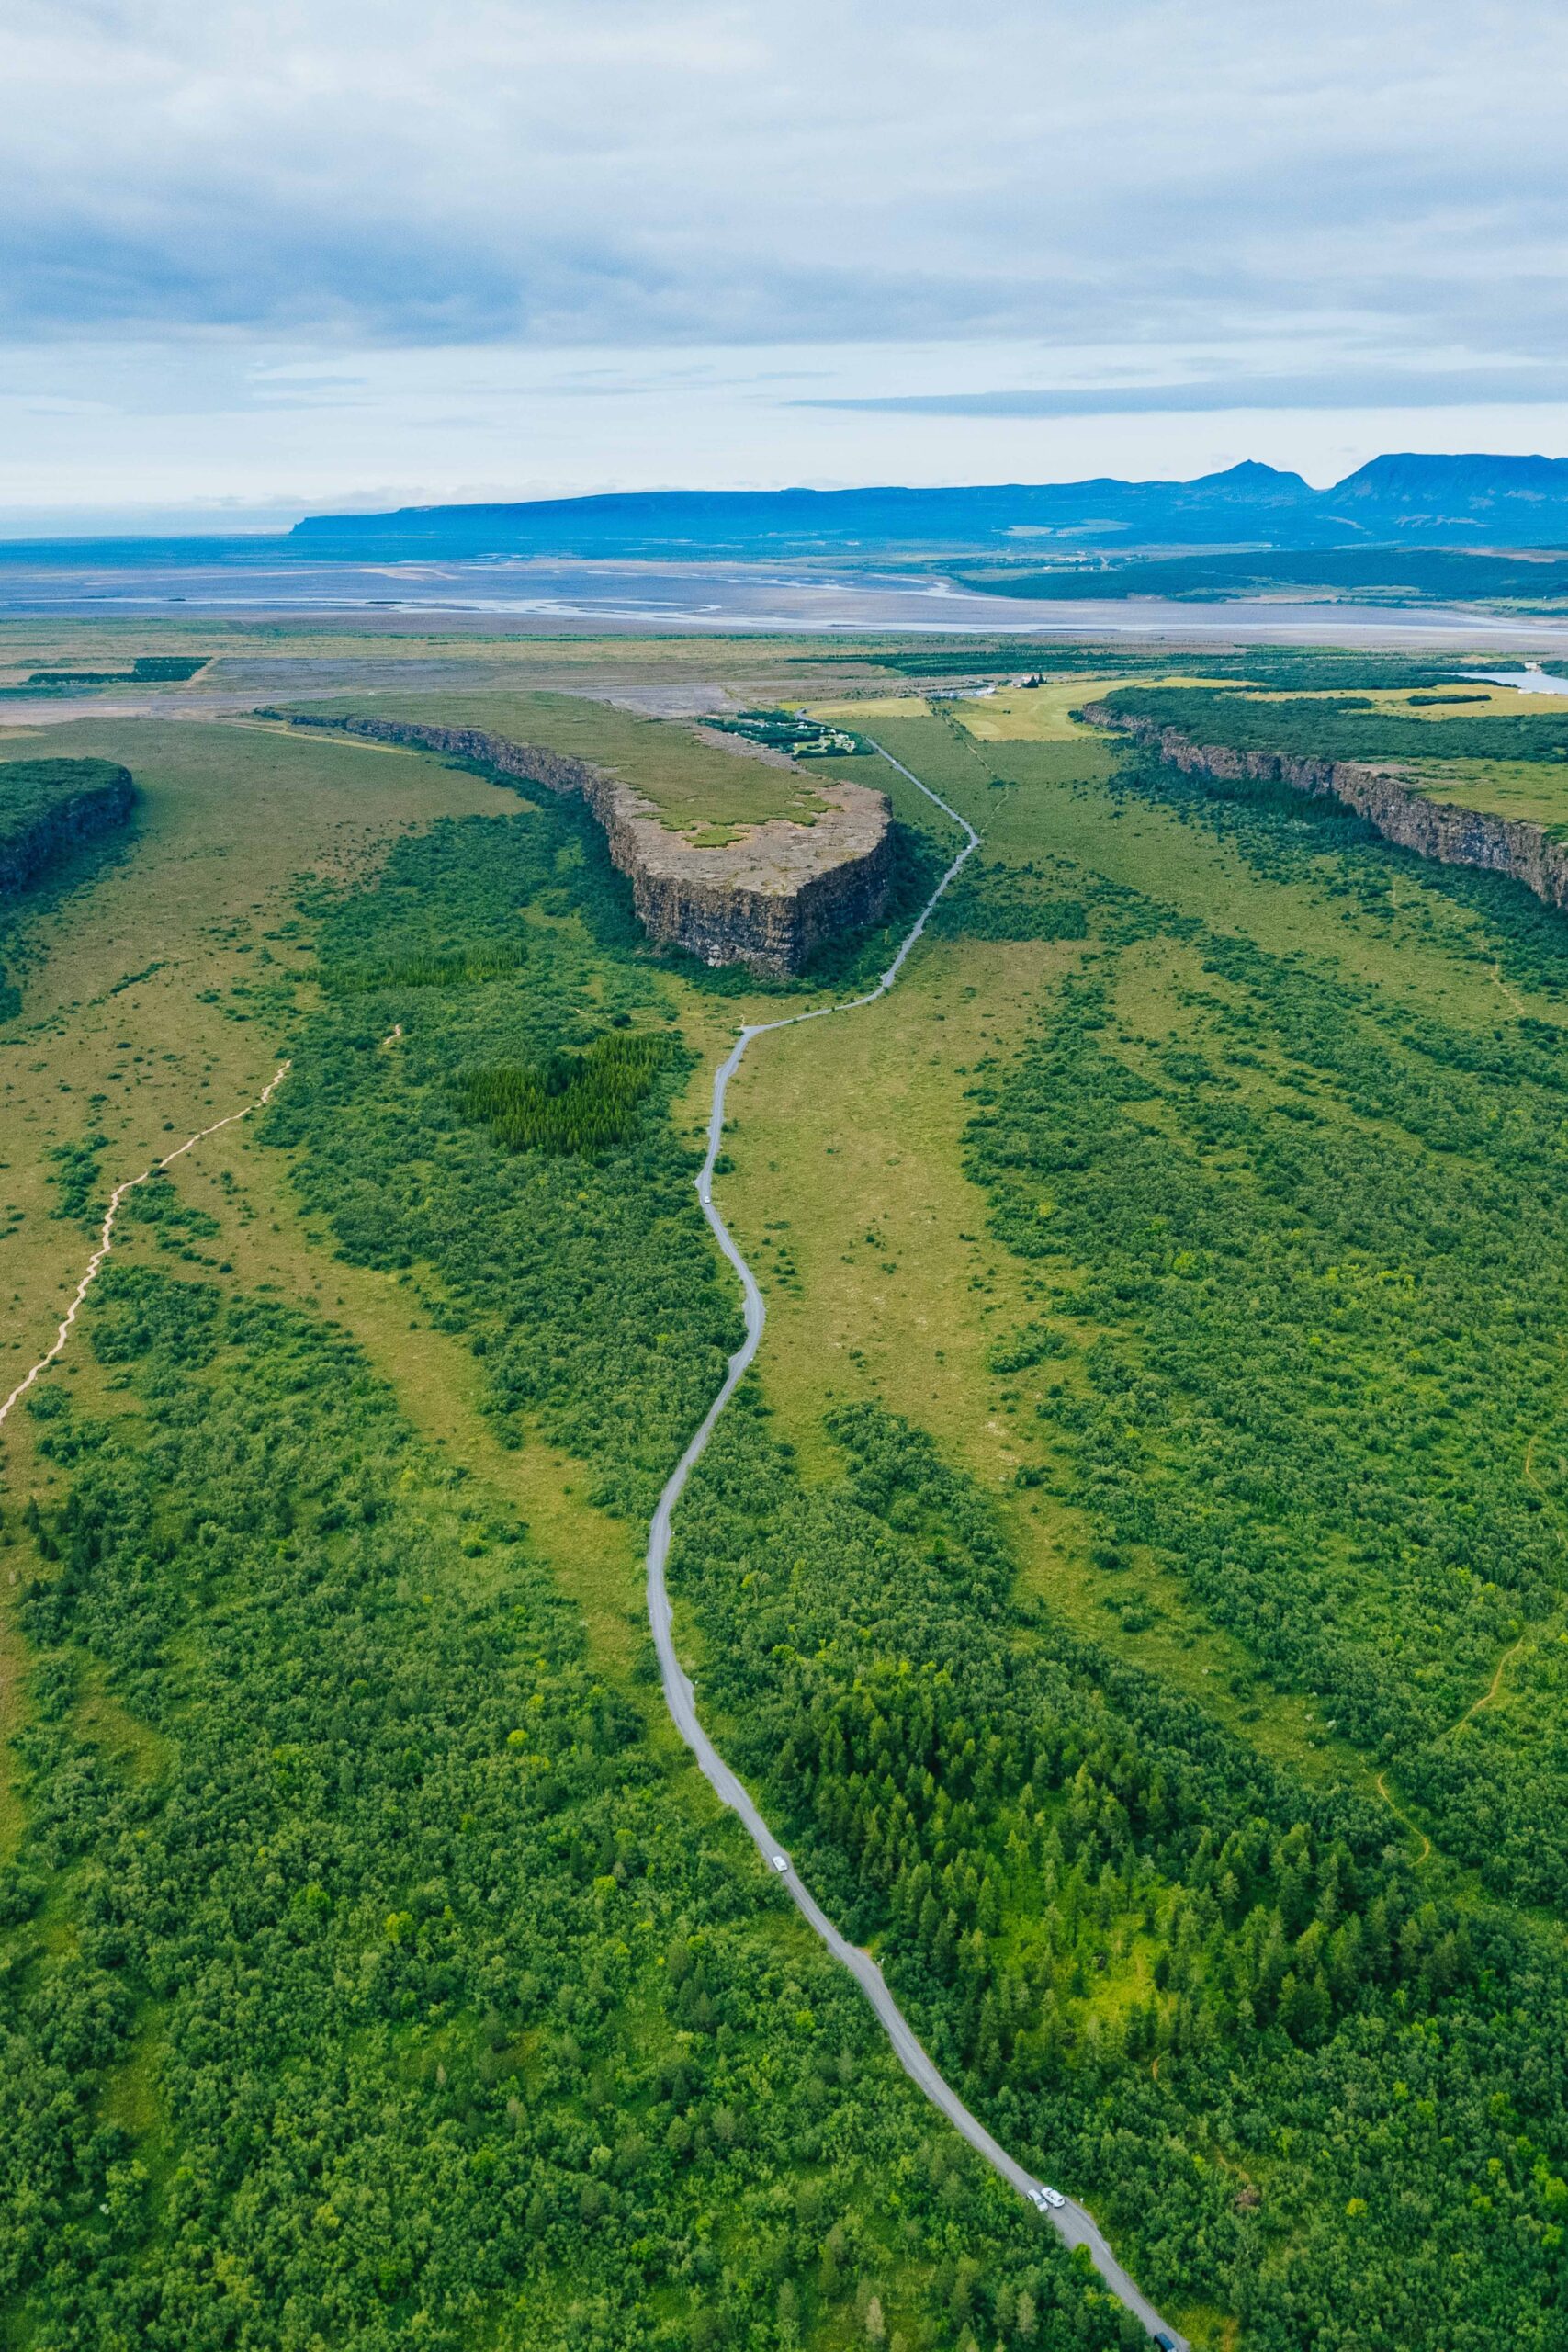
[1026,2185,1066,2211]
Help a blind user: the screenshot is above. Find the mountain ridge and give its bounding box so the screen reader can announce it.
[290,453,1568,559]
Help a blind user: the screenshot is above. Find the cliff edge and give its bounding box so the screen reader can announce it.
[276,714,894,976]
[0,758,136,898]
[1079,704,1568,916]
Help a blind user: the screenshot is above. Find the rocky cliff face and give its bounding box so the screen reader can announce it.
[1079,704,1568,914]
[278,714,894,976]
[0,760,136,897]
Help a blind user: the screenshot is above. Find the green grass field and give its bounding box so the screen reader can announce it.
[712,708,1515,1795]
[0,712,508,1419]
[1401,754,1568,832]
[722,704,1562,1705]
[0,695,1118,2352]
[285,686,846,837]
[10,643,1568,2349]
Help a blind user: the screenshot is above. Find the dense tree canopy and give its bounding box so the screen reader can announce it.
[3,1264,1114,2352]
[10,704,1568,2348]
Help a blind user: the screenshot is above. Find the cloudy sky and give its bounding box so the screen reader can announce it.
[6,0,1568,527]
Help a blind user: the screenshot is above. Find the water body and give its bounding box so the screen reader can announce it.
[1464,664,1568,692]
[5,542,1568,647]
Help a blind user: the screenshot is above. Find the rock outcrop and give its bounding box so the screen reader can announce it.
[277,714,894,975]
[1080,704,1568,914]
[0,758,136,897]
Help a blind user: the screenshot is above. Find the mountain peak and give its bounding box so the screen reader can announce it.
[1205,459,1313,489]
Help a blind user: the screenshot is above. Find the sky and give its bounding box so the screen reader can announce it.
[6,0,1568,530]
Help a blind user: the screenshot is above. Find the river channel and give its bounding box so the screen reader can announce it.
[6,543,1568,650]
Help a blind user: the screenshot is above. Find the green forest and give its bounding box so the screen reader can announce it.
[4,1271,1103,2352]
[268,732,1568,2343]
[1,657,209,695]
[672,1396,1568,2348]
[8,685,1568,2346]
[457,1029,675,1156]
[951,548,1568,606]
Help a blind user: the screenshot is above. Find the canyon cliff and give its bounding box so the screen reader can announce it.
[276,715,894,976]
[1080,705,1568,914]
[0,759,136,898]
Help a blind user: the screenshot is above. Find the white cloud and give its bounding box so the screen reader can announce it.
[2,0,1565,512]
[6,0,1565,351]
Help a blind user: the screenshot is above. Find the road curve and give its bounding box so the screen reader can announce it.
[645,743,1188,2348]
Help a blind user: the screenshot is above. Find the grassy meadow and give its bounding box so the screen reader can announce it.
[281,687,847,838]
[0,712,507,1423]
[715,702,1545,1793]
[0,699,1119,2352]
[9,641,1568,2348]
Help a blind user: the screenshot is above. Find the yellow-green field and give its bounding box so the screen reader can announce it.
[1202,683,1568,722]
[278,685,860,839]
[813,674,1225,742]
[852,667,1568,844]
[704,705,1562,1829]
[0,714,509,1411]
[1402,754,1568,831]
[10,649,1568,2349]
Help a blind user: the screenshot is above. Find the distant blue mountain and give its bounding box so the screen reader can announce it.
[290,454,1568,558]
[1318,452,1568,538]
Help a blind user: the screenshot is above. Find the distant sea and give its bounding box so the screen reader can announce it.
[5,540,1568,646]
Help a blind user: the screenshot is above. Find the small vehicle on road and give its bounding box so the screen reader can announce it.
[1027,2185,1066,2211]
[1152,2334,1177,2350]
[771,1854,789,1873]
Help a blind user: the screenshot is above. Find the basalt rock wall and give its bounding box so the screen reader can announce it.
[1080,704,1568,914]
[276,712,894,975]
[0,760,136,898]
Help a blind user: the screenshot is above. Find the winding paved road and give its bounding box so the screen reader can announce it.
[646,744,1188,2347]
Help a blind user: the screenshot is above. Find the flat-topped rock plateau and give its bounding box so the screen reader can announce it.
[621,778,892,974]
[277,712,894,975]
